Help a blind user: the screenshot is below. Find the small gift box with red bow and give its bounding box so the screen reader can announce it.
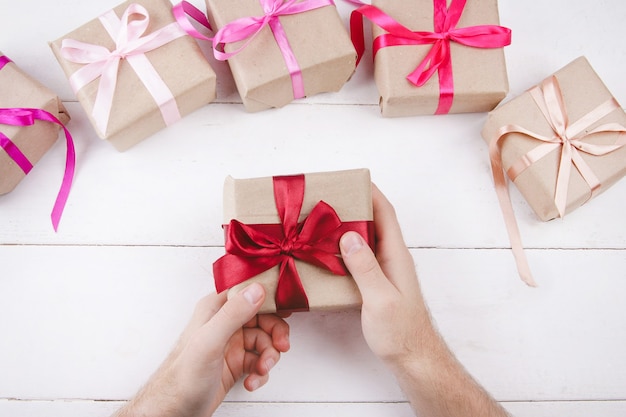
[0,54,70,195]
[351,0,510,117]
[482,56,626,286]
[213,168,374,313]
[50,0,217,151]
[205,0,357,112]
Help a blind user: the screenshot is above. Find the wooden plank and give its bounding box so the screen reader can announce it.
[1,399,626,417]
[0,246,624,402]
[1,103,625,250]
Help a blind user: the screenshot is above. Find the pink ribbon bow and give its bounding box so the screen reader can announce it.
[60,3,186,136]
[489,76,626,286]
[350,0,511,114]
[176,0,334,100]
[0,108,76,232]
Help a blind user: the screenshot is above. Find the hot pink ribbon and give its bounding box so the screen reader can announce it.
[489,76,626,286]
[0,55,11,69]
[350,0,511,114]
[172,1,214,41]
[60,3,186,136]
[0,108,76,232]
[212,0,335,100]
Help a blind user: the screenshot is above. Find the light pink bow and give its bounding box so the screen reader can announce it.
[61,3,186,136]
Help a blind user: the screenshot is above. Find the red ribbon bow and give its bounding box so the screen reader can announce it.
[213,174,374,312]
[350,0,511,114]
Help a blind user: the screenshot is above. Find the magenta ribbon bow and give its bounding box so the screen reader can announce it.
[0,108,76,232]
[350,0,511,114]
[60,3,186,137]
[176,0,334,100]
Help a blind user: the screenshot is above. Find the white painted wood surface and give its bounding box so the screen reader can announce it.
[1,0,625,415]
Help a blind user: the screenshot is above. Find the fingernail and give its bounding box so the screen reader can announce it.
[265,358,276,372]
[248,378,260,391]
[341,232,364,257]
[242,283,263,305]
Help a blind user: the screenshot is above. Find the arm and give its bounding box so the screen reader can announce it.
[339,185,509,417]
[113,283,290,417]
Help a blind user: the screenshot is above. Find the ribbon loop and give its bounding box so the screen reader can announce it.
[350,0,511,114]
[61,3,186,136]
[213,174,374,312]
[489,75,626,285]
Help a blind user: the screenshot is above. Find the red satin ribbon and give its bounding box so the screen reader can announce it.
[213,174,374,312]
[350,0,511,114]
[489,76,626,286]
[0,108,76,232]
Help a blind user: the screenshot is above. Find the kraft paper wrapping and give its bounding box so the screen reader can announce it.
[0,56,70,195]
[482,56,626,221]
[50,0,217,151]
[221,168,373,313]
[372,0,509,117]
[205,0,357,112]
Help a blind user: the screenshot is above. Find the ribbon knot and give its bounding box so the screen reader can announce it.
[213,174,374,312]
[60,3,186,137]
[350,0,511,114]
[489,74,626,286]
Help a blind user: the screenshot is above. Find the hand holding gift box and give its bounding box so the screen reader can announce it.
[0,54,75,231]
[213,169,374,313]
[350,0,511,117]
[50,0,217,151]
[482,56,626,286]
[203,0,357,112]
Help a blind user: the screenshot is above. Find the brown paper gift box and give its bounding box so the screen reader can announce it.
[205,0,357,112]
[50,0,217,152]
[372,0,509,117]
[0,55,70,195]
[482,56,626,221]
[218,168,373,313]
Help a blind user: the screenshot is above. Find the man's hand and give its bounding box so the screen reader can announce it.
[115,283,290,417]
[340,185,509,417]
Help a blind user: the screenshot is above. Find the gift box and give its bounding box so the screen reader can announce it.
[482,56,626,222]
[368,0,510,117]
[0,54,70,195]
[213,168,374,313]
[50,0,217,151]
[205,0,357,112]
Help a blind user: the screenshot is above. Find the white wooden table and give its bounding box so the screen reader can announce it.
[1,0,626,415]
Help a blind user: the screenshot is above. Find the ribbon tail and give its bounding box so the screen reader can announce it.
[51,123,76,232]
[489,138,537,287]
[276,257,309,312]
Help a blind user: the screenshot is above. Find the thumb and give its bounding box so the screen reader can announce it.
[340,232,391,302]
[205,283,266,347]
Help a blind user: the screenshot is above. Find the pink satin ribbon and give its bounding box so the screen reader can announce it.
[175,0,334,100]
[489,76,626,286]
[60,3,186,136]
[350,0,511,114]
[0,108,76,232]
[0,55,11,69]
[172,1,214,41]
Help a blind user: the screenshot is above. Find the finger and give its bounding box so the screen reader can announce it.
[200,283,266,350]
[244,371,270,392]
[340,231,395,302]
[242,328,281,376]
[257,314,290,352]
